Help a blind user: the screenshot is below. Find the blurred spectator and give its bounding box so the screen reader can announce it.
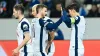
[43,0,52,9]
[50,2,61,18]
[27,0,52,18]
[6,0,16,18]
[26,8,33,18]
[87,4,100,17]
[84,0,100,4]
[65,0,73,7]
[98,6,100,14]
[29,0,52,9]
[0,4,6,18]
[0,0,7,18]
[79,6,87,16]
[20,0,31,8]
[78,1,87,17]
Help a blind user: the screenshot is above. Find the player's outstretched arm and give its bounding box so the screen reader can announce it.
[53,17,63,29]
[39,18,62,31]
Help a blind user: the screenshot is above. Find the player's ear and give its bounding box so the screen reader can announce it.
[72,9,76,13]
[36,8,41,14]
[18,10,21,14]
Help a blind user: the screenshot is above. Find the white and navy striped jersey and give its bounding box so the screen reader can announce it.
[16,18,33,53]
[69,16,85,49]
[31,16,55,54]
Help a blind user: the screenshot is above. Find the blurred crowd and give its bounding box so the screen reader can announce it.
[0,0,100,18]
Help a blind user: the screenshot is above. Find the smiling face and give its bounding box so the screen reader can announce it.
[36,4,48,18]
[41,7,47,17]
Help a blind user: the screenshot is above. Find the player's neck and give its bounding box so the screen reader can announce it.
[36,13,43,19]
[18,14,24,22]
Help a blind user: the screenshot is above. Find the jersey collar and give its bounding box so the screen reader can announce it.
[19,18,24,23]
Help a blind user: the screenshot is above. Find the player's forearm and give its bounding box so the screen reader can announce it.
[46,31,55,49]
[54,18,62,29]
[46,41,52,49]
[17,33,31,50]
[49,31,55,42]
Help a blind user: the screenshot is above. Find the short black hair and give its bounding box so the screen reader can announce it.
[13,4,24,14]
[36,4,48,13]
[66,3,79,12]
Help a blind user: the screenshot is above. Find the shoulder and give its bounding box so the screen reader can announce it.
[21,18,30,28]
[20,21,29,31]
[31,18,39,24]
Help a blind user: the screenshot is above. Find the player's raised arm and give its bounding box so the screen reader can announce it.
[39,17,62,31]
[61,9,76,28]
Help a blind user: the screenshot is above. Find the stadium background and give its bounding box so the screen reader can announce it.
[0,0,100,56]
[0,18,100,56]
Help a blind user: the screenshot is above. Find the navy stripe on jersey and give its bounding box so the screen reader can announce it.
[48,33,51,54]
[40,26,46,56]
[19,18,24,23]
[24,45,28,56]
[75,24,78,56]
[74,16,80,56]
[23,35,28,56]
[75,16,80,24]
[21,21,29,33]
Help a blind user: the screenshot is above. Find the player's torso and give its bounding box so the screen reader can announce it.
[16,18,33,52]
[70,16,85,49]
[31,18,48,52]
[31,17,55,52]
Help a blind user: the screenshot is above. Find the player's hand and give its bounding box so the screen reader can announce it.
[12,48,19,56]
[45,48,48,54]
[61,7,63,16]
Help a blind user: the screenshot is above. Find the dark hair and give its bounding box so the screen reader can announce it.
[66,3,79,12]
[55,2,62,5]
[36,4,48,13]
[13,4,24,14]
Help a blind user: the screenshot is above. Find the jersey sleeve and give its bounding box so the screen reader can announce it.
[39,19,56,31]
[21,21,29,33]
[61,9,71,28]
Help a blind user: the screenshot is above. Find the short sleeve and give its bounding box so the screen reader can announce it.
[21,21,29,33]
